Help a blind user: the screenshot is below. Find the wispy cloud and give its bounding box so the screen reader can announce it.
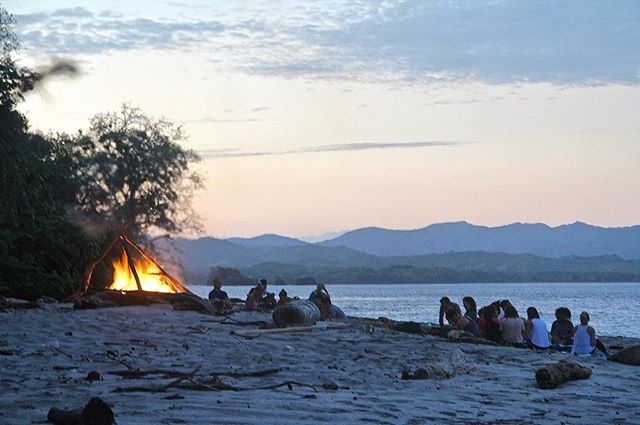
[12,1,640,85]
[199,141,466,158]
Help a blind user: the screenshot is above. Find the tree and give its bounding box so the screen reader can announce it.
[73,105,203,240]
[0,7,92,299]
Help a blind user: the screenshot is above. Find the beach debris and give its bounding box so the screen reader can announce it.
[378,317,431,335]
[73,290,217,314]
[446,330,499,346]
[230,326,313,339]
[1,297,45,310]
[47,396,115,425]
[535,361,592,389]
[86,371,101,382]
[272,300,321,327]
[608,345,640,366]
[402,349,473,380]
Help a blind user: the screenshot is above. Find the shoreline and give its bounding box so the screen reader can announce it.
[1,303,639,424]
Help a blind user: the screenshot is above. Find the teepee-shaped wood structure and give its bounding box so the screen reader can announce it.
[77,234,191,298]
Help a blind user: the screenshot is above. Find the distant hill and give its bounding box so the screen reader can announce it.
[320,221,640,259]
[161,236,640,285]
[226,234,307,248]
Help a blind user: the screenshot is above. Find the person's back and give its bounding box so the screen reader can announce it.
[551,318,574,345]
[571,311,597,355]
[501,317,524,345]
[328,304,347,321]
[571,324,595,354]
[530,318,550,348]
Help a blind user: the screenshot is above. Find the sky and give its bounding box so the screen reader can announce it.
[6,0,640,238]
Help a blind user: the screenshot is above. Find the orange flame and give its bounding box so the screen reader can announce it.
[108,251,178,293]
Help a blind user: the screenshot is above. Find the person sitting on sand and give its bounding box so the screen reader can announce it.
[462,296,478,322]
[258,292,277,312]
[571,311,608,356]
[245,285,264,312]
[309,283,330,302]
[550,307,574,347]
[320,296,347,321]
[480,305,502,343]
[525,307,551,350]
[439,297,462,336]
[445,308,481,338]
[500,305,525,346]
[278,289,294,306]
[208,277,232,315]
[499,300,512,320]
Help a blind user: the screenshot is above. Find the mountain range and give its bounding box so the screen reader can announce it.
[159,221,640,285]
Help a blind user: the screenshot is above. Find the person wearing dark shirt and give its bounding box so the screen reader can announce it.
[309,283,330,303]
[208,277,232,314]
[445,308,481,338]
[551,307,574,347]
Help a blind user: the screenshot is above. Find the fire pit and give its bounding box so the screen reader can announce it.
[72,235,214,314]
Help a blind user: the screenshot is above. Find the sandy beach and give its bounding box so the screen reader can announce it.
[1,303,639,425]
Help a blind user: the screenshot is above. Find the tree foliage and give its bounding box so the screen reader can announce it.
[70,105,203,240]
[0,7,202,299]
[0,7,93,299]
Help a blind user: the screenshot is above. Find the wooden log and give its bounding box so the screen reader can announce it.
[231,326,313,339]
[609,345,640,366]
[73,291,217,314]
[272,300,320,327]
[535,361,592,389]
[72,233,121,300]
[121,240,143,292]
[122,235,192,294]
[47,396,115,425]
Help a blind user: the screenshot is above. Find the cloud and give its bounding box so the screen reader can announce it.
[11,1,640,85]
[178,117,266,124]
[199,141,465,158]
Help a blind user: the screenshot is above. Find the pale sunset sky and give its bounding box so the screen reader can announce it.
[6,0,640,238]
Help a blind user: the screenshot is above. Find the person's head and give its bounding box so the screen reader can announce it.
[555,307,571,321]
[527,307,540,320]
[259,279,268,289]
[317,283,326,291]
[500,300,511,310]
[462,296,477,312]
[579,311,590,325]
[212,277,222,290]
[279,289,288,300]
[483,305,497,320]
[505,305,518,318]
[440,297,451,307]
[445,307,460,323]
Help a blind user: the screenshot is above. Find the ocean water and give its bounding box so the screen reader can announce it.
[189,282,640,338]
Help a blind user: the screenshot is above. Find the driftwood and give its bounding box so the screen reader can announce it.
[378,317,432,335]
[74,291,217,314]
[446,330,500,346]
[535,361,592,389]
[47,397,115,425]
[402,349,473,380]
[609,345,640,366]
[272,300,320,327]
[230,326,312,339]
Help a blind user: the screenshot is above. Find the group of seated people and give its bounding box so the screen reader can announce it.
[440,296,607,356]
[208,278,346,321]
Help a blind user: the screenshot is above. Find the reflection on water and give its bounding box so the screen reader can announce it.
[189,282,640,338]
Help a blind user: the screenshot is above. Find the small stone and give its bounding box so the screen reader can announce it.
[86,371,101,381]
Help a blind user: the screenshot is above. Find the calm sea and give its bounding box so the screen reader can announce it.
[189,282,640,338]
